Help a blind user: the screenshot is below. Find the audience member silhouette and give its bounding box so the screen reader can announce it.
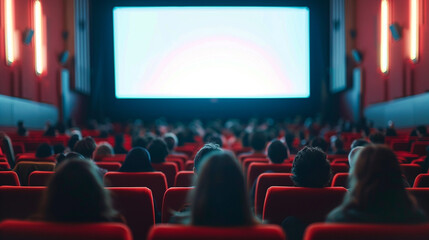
[17,121,27,137]
[113,134,128,154]
[193,143,222,174]
[148,138,169,164]
[310,137,328,153]
[118,147,154,172]
[267,140,289,164]
[35,143,54,158]
[93,142,114,161]
[73,137,97,159]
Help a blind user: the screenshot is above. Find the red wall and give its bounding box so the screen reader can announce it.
[355,0,429,108]
[0,0,64,107]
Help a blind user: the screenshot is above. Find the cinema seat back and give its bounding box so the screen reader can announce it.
[0,186,45,220]
[331,173,349,188]
[28,171,54,186]
[263,187,347,225]
[255,173,294,216]
[152,162,178,187]
[95,162,122,171]
[162,187,193,223]
[147,224,286,240]
[304,223,429,240]
[247,163,293,189]
[413,174,429,188]
[104,172,167,208]
[0,171,20,186]
[0,220,132,240]
[174,171,195,187]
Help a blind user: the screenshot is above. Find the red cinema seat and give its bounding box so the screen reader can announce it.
[102,155,127,163]
[162,187,193,223]
[152,162,178,187]
[331,158,349,165]
[263,187,347,225]
[167,154,187,164]
[247,163,293,189]
[401,164,422,186]
[0,171,20,186]
[326,155,347,162]
[255,173,294,216]
[0,157,7,162]
[239,153,267,163]
[411,142,429,156]
[0,162,11,170]
[414,174,429,188]
[330,163,349,176]
[15,156,56,164]
[242,158,269,174]
[408,188,429,217]
[391,139,410,152]
[165,158,184,171]
[108,187,155,240]
[174,171,195,187]
[104,172,167,208]
[12,142,25,154]
[28,171,54,186]
[331,173,349,188]
[0,186,45,220]
[304,223,429,240]
[0,220,132,240]
[185,160,194,171]
[13,162,56,186]
[147,224,285,240]
[95,162,122,172]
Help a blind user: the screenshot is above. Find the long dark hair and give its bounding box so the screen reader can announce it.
[191,152,256,226]
[119,147,154,172]
[343,145,419,219]
[40,159,118,222]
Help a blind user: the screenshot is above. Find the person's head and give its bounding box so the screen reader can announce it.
[36,143,53,158]
[369,132,385,144]
[132,137,148,148]
[291,147,331,187]
[147,138,169,163]
[284,132,295,150]
[164,133,178,152]
[114,134,124,147]
[93,142,114,161]
[350,138,370,149]
[119,147,153,172]
[388,120,395,129]
[73,137,96,159]
[249,131,267,152]
[346,145,416,215]
[40,158,117,222]
[310,137,328,152]
[267,140,289,164]
[331,136,344,152]
[193,143,222,173]
[68,134,81,150]
[348,146,363,170]
[17,121,24,128]
[416,125,428,137]
[191,152,255,226]
[53,144,65,155]
[205,134,223,147]
[56,152,85,167]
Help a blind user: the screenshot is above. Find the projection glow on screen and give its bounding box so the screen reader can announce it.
[113,7,310,98]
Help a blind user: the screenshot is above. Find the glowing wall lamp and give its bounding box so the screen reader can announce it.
[34,0,44,75]
[410,0,419,63]
[380,0,389,74]
[4,0,15,65]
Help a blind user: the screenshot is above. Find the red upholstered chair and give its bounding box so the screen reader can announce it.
[15,156,56,164]
[401,164,422,186]
[102,154,127,163]
[12,142,25,154]
[152,162,178,187]
[0,186,45,220]
[247,163,293,189]
[0,220,132,240]
[185,160,194,171]
[242,158,269,174]
[254,173,294,216]
[413,174,429,188]
[263,187,347,225]
[104,172,167,208]
[162,187,193,223]
[0,157,7,162]
[28,171,54,186]
[331,173,349,188]
[0,162,11,170]
[330,163,349,176]
[411,142,429,156]
[0,171,20,186]
[108,187,155,240]
[391,139,410,152]
[304,223,429,240]
[326,155,347,162]
[239,153,267,163]
[174,171,195,187]
[95,162,122,171]
[167,154,187,164]
[408,188,429,217]
[165,158,184,171]
[331,158,349,165]
[147,224,286,240]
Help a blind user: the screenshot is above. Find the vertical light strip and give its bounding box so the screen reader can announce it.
[5,0,14,65]
[380,0,389,74]
[410,0,419,62]
[34,0,43,75]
